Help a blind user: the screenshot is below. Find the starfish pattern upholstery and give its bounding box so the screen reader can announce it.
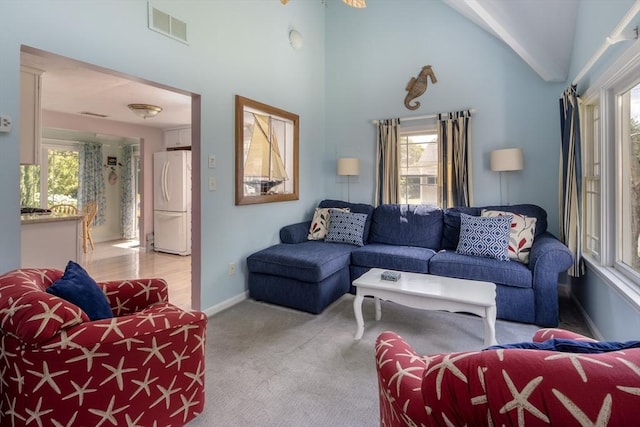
[0,268,207,426]
[376,329,640,426]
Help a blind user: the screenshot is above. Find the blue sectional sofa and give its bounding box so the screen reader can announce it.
[246,199,573,327]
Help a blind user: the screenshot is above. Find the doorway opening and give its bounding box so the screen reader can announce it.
[19,45,201,310]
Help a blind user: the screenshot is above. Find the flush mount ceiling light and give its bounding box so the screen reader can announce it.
[342,0,366,7]
[127,104,163,119]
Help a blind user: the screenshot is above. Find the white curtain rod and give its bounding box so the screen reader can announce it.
[572,0,640,86]
[371,108,476,125]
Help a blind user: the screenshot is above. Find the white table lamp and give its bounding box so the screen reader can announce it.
[337,157,360,202]
[490,148,523,205]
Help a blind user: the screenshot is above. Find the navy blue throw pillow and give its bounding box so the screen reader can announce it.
[46,261,113,321]
[486,338,640,353]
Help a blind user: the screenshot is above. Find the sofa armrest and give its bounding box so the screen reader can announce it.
[375,331,428,425]
[529,232,573,274]
[422,346,640,426]
[280,221,312,244]
[528,232,574,326]
[533,328,596,342]
[40,302,207,350]
[98,278,169,316]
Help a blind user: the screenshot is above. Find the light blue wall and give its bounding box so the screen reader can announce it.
[325,0,565,234]
[0,0,326,310]
[566,0,640,340]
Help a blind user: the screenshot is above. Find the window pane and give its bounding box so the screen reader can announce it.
[620,86,640,273]
[47,149,79,206]
[20,164,41,207]
[584,104,600,258]
[399,132,438,205]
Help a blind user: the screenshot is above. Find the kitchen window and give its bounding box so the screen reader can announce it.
[20,142,79,208]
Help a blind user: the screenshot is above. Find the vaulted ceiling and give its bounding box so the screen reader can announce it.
[22,1,580,132]
[443,0,578,82]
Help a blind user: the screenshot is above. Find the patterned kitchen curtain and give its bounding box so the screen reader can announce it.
[78,142,106,226]
[437,110,473,208]
[120,145,136,239]
[375,118,400,206]
[559,85,584,277]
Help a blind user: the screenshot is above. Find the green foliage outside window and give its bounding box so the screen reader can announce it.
[19,147,79,208]
[47,149,78,206]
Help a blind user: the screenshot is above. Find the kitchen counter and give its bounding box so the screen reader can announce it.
[21,212,85,224]
[21,213,84,269]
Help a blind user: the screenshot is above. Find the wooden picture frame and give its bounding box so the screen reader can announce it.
[235,95,299,205]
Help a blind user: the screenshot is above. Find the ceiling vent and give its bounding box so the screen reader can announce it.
[148,2,188,44]
[79,111,109,118]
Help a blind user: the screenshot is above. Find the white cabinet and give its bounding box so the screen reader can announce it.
[21,216,83,269]
[20,66,43,165]
[164,127,191,148]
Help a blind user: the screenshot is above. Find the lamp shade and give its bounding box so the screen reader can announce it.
[337,158,360,176]
[490,148,524,172]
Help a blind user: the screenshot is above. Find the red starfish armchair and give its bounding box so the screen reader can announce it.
[376,328,640,426]
[0,268,207,426]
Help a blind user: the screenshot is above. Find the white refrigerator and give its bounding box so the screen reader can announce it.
[154,150,192,255]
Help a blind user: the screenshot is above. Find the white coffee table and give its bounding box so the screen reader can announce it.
[352,268,498,346]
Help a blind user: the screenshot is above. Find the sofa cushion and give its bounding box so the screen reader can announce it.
[456,213,512,261]
[442,204,548,250]
[246,241,355,283]
[429,250,532,288]
[325,210,367,246]
[487,338,640,353]
[351,243,436,273]
[369,204,443,249]
[318,199,375,243]
[307,207,350,240]
[482,209,537,263]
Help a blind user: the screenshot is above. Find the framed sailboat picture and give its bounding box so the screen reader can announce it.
[235,95,299,205]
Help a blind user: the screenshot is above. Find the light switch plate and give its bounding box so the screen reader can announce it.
[208,176,216,191]
[208,155,216,169]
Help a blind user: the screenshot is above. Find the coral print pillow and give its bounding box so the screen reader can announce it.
[308,207,350,240]
[482,209,537,263]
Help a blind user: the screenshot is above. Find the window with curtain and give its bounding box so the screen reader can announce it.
[582,56,640,289]
[377,113,471,208]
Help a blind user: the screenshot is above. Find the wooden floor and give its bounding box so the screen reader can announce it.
[81,239,191,311]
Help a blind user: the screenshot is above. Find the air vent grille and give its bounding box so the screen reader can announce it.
[148,3,188,44]
[79,111,109,118]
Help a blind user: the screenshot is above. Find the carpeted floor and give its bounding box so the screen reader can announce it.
[186,293,590,426]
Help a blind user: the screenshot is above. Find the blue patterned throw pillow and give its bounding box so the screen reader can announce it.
[325,209,367,246]
[456,213,512,261]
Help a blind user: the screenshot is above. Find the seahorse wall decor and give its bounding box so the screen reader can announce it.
[404,65,437,110]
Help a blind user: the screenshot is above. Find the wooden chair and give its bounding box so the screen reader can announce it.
[81,201,97,253]
[49,204,78,214]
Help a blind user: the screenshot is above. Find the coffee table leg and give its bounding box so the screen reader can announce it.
[353,294,365,340]
[374,297,381,321]
[484,304,498,346]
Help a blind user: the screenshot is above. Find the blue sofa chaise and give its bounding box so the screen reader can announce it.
[246,199,573,327]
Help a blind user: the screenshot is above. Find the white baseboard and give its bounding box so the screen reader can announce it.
[202,291,248,318]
